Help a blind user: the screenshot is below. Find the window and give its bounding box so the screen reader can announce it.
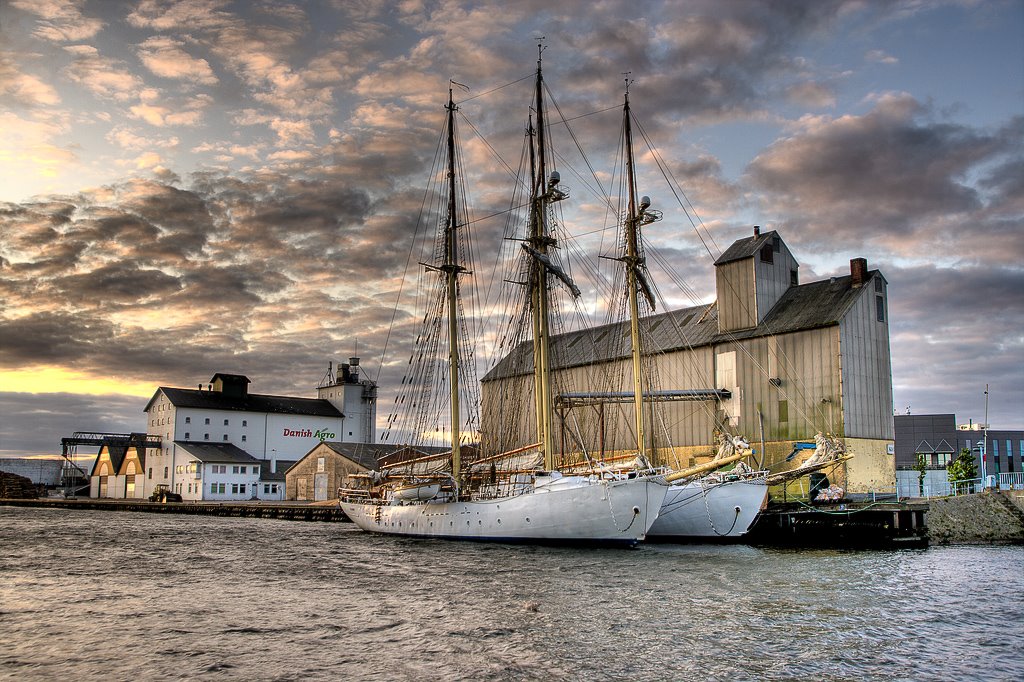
[760,244,773,264]
[232,483,239,494]
[188,484,192,494]
[876,295,885,322]
[242,420,247,427]
[184,432,190,439]
[252,466,259,476]
[204,433,210,441]
[875,277,884,293]
[790,269,798,287]
[148,467,152,480]
[778,400,789,422]
[239,484,246,494]
[223,434,229,441]
[163,467,168,479]
[185,416,191,424]
[205,418,210,425]
[263,484,271,494]
[241,435,247,442]
[224,419,229,426]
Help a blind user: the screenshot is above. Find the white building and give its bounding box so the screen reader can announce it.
[171,442,274,501]
[139,362,376,501]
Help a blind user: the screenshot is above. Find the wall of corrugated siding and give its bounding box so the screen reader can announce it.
[754,244,798,323]
[479,283,894,461]
[839,276,895,439]
[716,259,756,332]
[720,328,843,443]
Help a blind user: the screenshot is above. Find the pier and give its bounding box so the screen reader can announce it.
[747,499,930,548]
[0,497,349,522]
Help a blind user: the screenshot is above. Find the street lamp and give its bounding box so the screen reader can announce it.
[982,384,989,488]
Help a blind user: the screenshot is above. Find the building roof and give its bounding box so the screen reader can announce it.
[146,387,343,418]
[714,229,783,266]
[211,373,250,384]
[89,446,128,477]
[482,271,879,382]
[260,460,296,482]
[175,441,261,464]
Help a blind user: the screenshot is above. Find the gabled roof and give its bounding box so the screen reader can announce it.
[482,271,879,382]
[145,387,343,417]
[287,442,397,472]
[89,445,128,477]
[714,229,784,266]
[211,373,250,384]
[175,441,261,464]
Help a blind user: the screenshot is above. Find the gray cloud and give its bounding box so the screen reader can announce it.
[0,0,1020,458]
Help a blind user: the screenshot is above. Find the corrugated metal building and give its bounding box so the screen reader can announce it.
[480,228,895,493]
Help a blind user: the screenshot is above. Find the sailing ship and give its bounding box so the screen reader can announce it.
[601,83,769,540]
[339,54,668,546]
[517,81,770,540]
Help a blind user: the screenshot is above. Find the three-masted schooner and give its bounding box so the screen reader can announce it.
[339,55,668,546]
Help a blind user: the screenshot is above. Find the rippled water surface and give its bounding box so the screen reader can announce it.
[1,506,1022,681]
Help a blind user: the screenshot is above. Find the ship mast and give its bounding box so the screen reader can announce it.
[530,49,556,469]
[622,83,661,459]
[443,83,464,480]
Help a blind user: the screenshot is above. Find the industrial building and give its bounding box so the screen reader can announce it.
[894,413,1024,496]
[481,228,895,493]
[88,360,377,501]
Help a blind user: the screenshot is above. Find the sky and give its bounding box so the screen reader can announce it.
[0,0,1022,458]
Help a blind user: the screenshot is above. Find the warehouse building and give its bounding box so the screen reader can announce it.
[481,228,895,493]
[122,360,377,502]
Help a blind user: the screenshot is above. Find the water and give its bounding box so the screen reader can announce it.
[1,507,1021,681]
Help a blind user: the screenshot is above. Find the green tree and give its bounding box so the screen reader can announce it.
[947,447,979,494]
[913,454,928,496]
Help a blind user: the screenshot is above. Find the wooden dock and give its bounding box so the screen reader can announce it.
[0,497,350,522]
[747,499,929,548]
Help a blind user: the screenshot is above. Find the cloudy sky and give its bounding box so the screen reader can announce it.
[1,0,1021,457]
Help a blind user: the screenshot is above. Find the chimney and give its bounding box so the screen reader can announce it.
[753,225,760,237]
[850,258,867,288]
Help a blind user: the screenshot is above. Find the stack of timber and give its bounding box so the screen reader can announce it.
[0,471,39,499]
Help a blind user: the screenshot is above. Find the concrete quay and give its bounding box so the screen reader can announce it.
[0,497,349,522]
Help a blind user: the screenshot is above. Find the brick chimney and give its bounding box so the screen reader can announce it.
[753,225,760,237]
[850,257,867,288]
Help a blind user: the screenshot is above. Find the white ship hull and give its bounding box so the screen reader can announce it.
[341,475,668,547]
[647,478,767,540]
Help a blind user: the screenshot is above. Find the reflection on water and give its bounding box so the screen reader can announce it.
[1,507,1021,681]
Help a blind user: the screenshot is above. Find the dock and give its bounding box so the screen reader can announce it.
[0,497,350,522]
[747,499,929,548]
